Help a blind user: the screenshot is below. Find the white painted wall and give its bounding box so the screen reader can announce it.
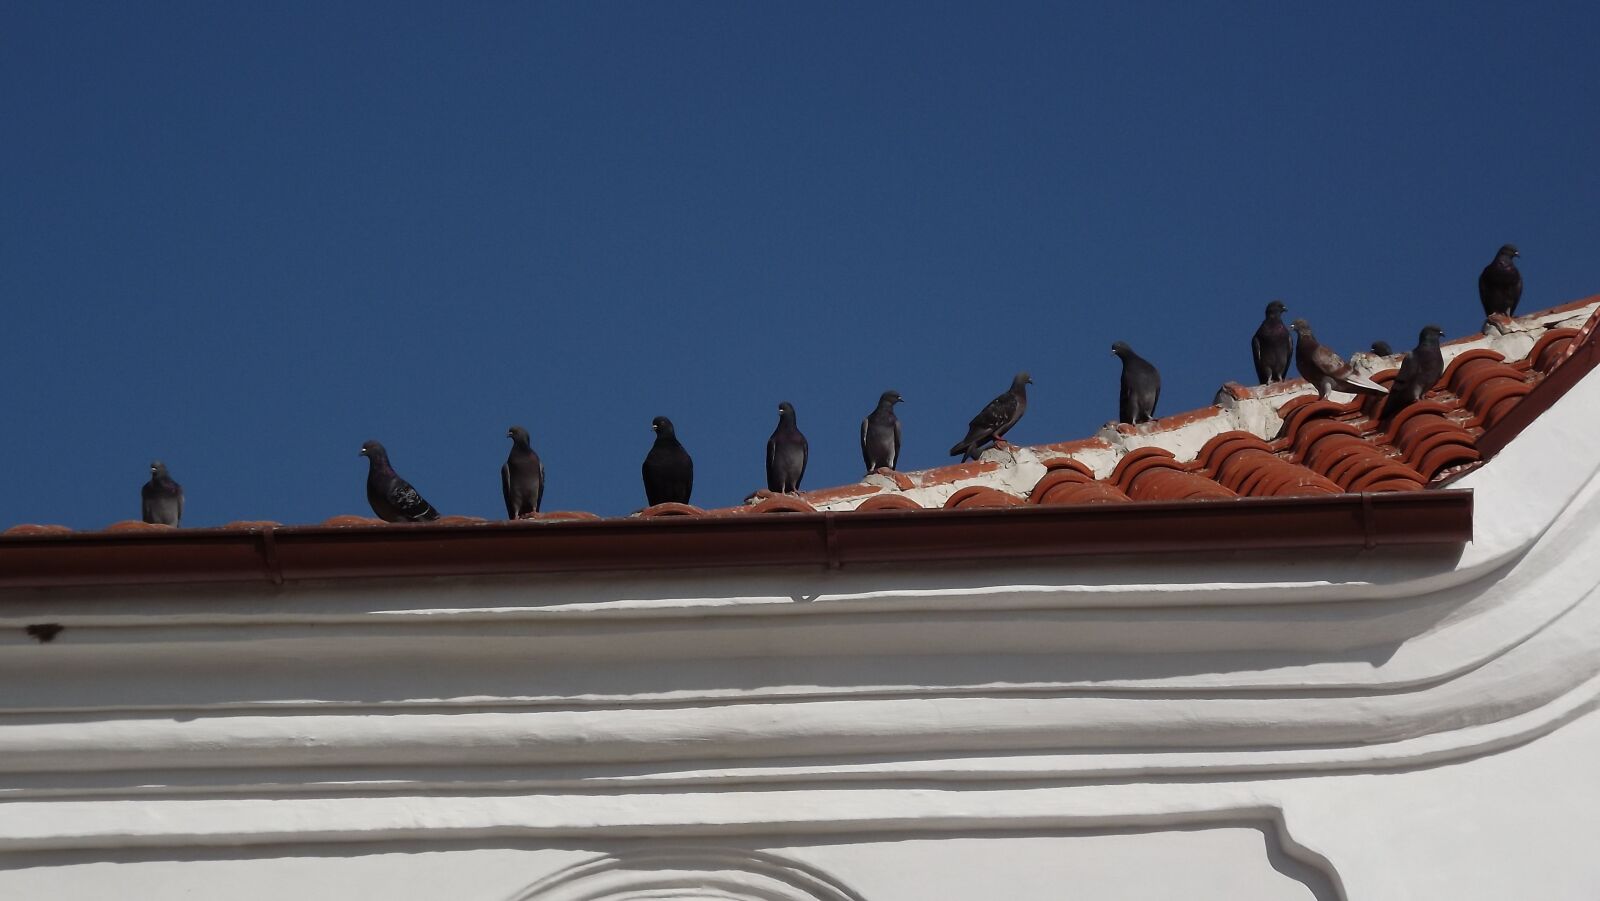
[3,354,1600,898]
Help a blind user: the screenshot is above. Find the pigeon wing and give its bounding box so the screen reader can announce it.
[388,478,435,521]
[766,433,781,492]
[1310,342,1350,380]
[536,457,545,513]
[501,462,515,518]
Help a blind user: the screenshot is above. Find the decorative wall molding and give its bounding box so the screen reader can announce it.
[506,848,868,901]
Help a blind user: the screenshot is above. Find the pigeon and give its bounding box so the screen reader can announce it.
[1112,341,1161,424]
[1478,244,1522,318]
[141,460,183,526]
[949,372,1031,461]
[502,426,545,519]
[1251,300,1292,384]
[766,401,808,494]
[1290,319,1390,399]
[359,440,439,522]
[1380,325,1446,419]
[642,416,693,506]
[860,389,904,473]
[1370,340,1394,357]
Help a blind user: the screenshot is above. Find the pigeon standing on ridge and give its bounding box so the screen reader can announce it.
[1381,325,1447,419]
[860,389,904,473]
[766,402,808,494]
[1112,341,1161,424]
[502,426,545,519]
[949,372,1031,461]
[642,416,693,506]
[1370,340,1394,357]
[1290,319,1390,399]
[359,440,440,522]
[1479,244,1522,318]
[1251,300,1292,384]
[141,460,183,526]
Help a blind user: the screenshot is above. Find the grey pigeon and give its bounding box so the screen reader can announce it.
[1251,300,1292,384]
[141,460,183,526]
[1478,244,1522,318]
[1112,341,1161,424]
[1380,325,1446,419]
[1370,340,1394,357]
[766,401,808,494]
[1291,319,1390,399]
[359,440,439,522]
[860,389,904,473]
[642,416,693,506]
[502,426,545,518]
[949,372,1031,461]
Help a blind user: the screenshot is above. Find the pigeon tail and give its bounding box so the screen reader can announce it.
[1342,373,1390,395]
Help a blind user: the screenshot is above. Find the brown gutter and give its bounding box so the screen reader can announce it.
[0,491,1472,590]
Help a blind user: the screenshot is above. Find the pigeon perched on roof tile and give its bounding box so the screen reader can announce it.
[1370,340,1394,357]
[141,460,183,526]
[1479,244,1522,318]
[1380,325,1446,419]
[860,390,903,473]
[359,440,439,522]
[642,416,693,506]
[949,372,1031,461]
[1251,300,1292,384]
[502,426,545,519]
[1112,341,1160,424]
[766,402,808,494]
[1290,319,1390,399]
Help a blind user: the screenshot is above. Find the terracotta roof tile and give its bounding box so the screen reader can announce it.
[106,520,176,532]
[854,493,926,512]
[635,502,707,518]
[944,486,1026,509]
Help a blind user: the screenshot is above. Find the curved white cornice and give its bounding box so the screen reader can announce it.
[0,364,1598,808]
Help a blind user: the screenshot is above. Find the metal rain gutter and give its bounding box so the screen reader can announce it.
[0,491,1472,590]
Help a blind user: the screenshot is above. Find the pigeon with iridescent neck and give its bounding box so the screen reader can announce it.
[1291,319,1390,399]
[141,460,183,526]
[359,440,439,522]
[1479,244,1522,318]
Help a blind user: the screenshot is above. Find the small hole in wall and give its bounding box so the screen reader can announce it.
[25,624,63,643]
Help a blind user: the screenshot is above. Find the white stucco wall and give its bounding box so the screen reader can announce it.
[3,357,1600,898]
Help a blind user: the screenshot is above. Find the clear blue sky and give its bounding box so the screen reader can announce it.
[4,2,1598,527]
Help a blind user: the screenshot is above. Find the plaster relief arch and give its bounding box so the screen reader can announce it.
[507,847,867,901]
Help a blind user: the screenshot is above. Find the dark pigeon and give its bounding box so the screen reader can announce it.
[1112,341,1161,424]
[359,440,439,522]
[949,372,1031,461]
[1380,325,1446,419]
[1370,340,1394,357]
[1290,319,1390,399]
[1478,244,1522,318]
[766,401,808,494]
[860,389,904,473]
[1251,300,1292,384]
[501,426,545,519]
[642,416,694,506]
[141,460,183,526]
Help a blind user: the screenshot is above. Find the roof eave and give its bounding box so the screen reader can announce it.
[0,490,1472,590]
